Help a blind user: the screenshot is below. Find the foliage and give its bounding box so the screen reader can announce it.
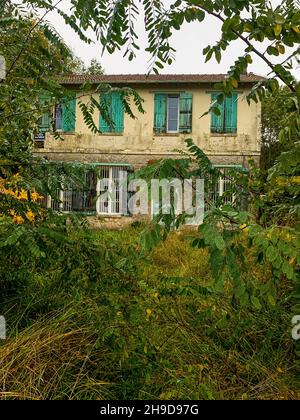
[0,2,143,224]
[69,57,105,75]
[82,58,105,75]
[0,226,298,400]
[261,87,298,173]
[0,305,113,400]
[137,138,300,354]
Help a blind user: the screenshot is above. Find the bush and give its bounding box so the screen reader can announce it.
[0,225,299,400]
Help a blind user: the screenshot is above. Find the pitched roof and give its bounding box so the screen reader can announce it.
[58,73,265,85]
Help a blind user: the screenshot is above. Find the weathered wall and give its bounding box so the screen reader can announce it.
[34,82,261,168]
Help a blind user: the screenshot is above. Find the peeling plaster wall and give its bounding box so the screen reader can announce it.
[34,83,261,168]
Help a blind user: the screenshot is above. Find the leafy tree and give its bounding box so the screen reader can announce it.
[261,87,297,174]
[68,57,105,75]
[83,58,105,75]
[0,1,142,226]
[0,4,77,221]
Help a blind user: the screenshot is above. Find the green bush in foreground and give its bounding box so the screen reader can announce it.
[0,225,299,400]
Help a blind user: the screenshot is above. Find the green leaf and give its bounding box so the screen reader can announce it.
[214,235,226,251]
[282,260,294,280]
[251,296,262,311]
[265,245,277,262]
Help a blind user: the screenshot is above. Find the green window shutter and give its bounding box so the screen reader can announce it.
[224,93,238,133]
[154,94,167,133]
[211,93,224,133]
[62,95,76,132]
[39,94,51,132]
[100,92,112,133]
[100,92,124,133]
[112,92,124,133]
[179,92,193,133]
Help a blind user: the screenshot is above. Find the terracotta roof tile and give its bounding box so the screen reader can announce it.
[57,73,265,85]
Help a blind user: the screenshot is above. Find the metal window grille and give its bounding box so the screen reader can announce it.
[208,167,239,208]
[98,166,128,215]
[46,171,97,213]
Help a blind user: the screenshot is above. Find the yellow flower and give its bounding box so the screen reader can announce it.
[239,224,249,234]
[31,192,41,202]
[291,176,300,185]
[5,188,16,197]
[18,190,28,200]
[13,215,24,225]
[146,308,153,317]
[26,210,35,222]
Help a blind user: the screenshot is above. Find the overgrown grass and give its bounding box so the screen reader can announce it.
[0,305,112,400]
[0,225,299,400]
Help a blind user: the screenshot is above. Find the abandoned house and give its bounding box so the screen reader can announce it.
[34,73,263,217]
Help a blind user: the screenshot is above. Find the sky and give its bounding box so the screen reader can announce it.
[38,0,294,77]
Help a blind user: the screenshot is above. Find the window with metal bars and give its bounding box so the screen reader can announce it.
[45,166,128,215]
[47,171,97,213]
[98,166,128,215]
[207,166,248,210]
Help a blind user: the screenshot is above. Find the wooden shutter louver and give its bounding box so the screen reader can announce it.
[154,94,167,133]
[62,95,76,132]
[100,92,124,133]
[179,93,193,133]
[39,94,51,132]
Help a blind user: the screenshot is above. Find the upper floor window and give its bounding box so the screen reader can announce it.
[58,96,76,132]
[38,94,51,133]
[211,93,238,134]
[154,92,193,134]
[38,94,76,133]
[100,92,124,134]
[54,103,63,131]
[167,95,180,132]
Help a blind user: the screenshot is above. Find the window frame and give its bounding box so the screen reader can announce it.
[166,94,180,134]
[54,103,63,132]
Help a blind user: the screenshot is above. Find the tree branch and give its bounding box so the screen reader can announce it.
[194,3,296,93]
[1,0,63,82]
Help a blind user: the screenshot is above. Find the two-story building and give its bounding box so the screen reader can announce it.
[35,73,263,216]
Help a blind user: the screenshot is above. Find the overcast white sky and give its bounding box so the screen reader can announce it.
[40,0,294,76]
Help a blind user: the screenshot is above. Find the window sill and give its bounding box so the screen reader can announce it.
[98,214,124,218]
[50,131,76,135]
[99,133,124,136]
[210,133,238,138]
[154,132,182,137]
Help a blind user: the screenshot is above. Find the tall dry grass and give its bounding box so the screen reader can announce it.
[0,307,112,400]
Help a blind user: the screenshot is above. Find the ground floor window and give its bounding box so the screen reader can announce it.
[45,165,129,215]
[210,167,235,205]
[208,166,247,209]
[98,166,128,215]
[41,163,246,217]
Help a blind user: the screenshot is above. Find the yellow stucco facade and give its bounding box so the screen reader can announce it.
[34,80,261,168]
